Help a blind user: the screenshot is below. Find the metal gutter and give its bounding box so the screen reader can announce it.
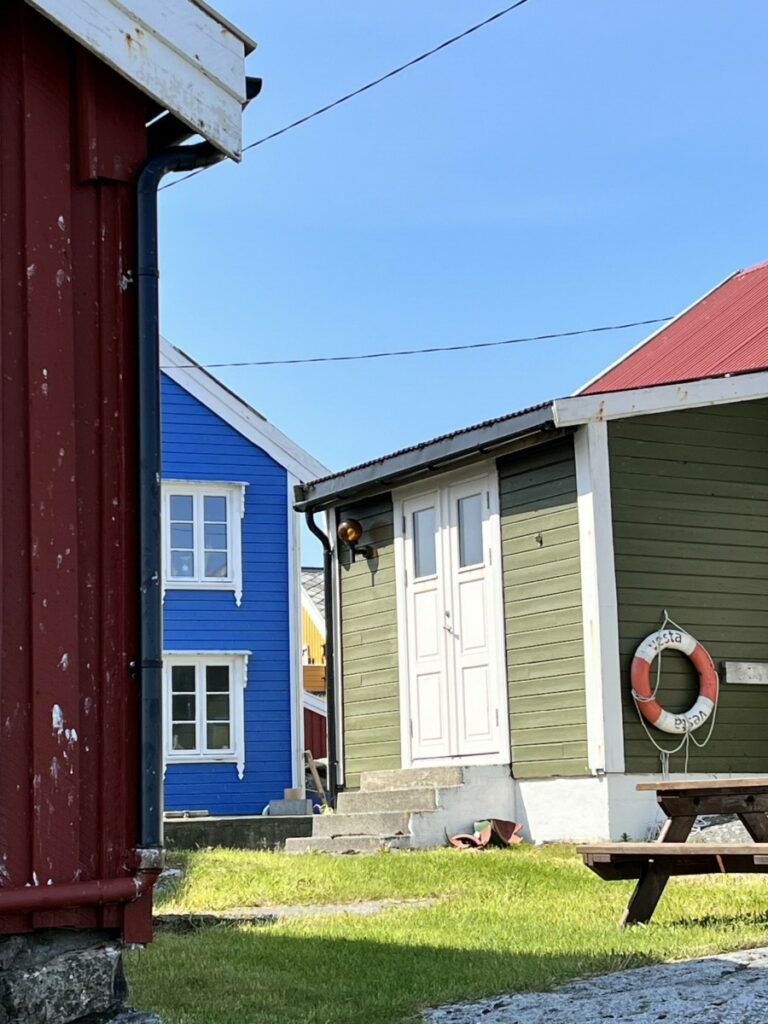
[295,403,556,512]
[303,511,339,807]
[136,142,225,852]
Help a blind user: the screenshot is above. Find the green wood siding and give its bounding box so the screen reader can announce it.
[499,438,589,779]
[338,495,400,788]
[610,400,768,774]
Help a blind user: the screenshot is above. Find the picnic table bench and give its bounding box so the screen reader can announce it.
[579,778,768,926]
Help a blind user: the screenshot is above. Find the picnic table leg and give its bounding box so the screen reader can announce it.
[620,864,669,926]
[619,814,697,927]
[739,813,768,842]
[656,815,697,844]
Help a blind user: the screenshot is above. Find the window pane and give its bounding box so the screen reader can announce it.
[204,523,227,550]
[172,723,196,750]
[171,523,194,549]
[206,665,229,692]
[205,552,228,578]
[413,507,437,578]
[171,665,195,691]
[458,493,484,567]
[204,496,227,522]
[172,693,196,722]
[171,551,194,577]
[170,495,193,521]
[207,723,231,750]
[206,693,230,722]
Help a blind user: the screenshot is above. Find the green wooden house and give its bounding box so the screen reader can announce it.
[293,264,768,846]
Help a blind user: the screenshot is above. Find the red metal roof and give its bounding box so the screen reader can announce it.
[581,261,768,394]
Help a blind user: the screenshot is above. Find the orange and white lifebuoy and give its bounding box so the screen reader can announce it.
[631,628,717,734]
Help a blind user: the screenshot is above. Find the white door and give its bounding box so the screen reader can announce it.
[400,471,505,765]
[402,492,452,760]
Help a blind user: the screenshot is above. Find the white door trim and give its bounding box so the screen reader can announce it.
[574,422,625,774]
[394,464,510,769]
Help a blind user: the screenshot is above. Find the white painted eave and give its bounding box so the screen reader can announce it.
[26,0,252,159]
[160,338,330,483]
[553,370,768,428]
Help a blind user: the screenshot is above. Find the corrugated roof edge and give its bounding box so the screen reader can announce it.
[294,401,556,512]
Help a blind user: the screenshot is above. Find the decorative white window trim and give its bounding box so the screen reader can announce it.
[162,480,247,605]
[163,651,250,780]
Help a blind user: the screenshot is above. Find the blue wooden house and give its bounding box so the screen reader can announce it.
[159,339,328,816]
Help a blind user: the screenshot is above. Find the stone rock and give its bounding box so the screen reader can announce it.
[0,941,122,1024]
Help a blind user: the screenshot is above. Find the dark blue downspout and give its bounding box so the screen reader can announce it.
[136,143,224,850]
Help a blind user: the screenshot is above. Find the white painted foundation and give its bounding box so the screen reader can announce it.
[515,775,610,842]
[516,772,765,843]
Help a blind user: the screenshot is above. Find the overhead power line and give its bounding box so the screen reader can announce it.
[161,0,533,191]
[161,316,672,370]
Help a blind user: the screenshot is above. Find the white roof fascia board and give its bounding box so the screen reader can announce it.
[26,0,251,159]
[160,338,330,483]
[573,271,738,396]
[554,369,768,428]
[301,586,326,636]
[303,691,327,717]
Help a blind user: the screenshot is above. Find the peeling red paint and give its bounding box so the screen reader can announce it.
[0,1,147,941]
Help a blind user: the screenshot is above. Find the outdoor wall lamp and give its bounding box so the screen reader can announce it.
[337,518,376,562]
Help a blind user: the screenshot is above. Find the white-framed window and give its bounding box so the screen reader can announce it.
[162,481,246,605]
[163,652,250,779]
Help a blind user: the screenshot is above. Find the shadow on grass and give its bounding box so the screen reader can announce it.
[666,907,768,930]
[126,926,658,1024]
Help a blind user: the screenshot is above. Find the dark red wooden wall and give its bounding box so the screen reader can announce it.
[0,1,150,939]
[304,708,328,760]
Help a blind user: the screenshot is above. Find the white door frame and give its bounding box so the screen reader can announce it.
[393,463,510,769]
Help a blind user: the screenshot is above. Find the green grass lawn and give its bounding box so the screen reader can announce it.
[125,846,768,1024]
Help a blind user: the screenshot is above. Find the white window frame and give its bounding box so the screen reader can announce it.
[163,651,250,779]
[162,480,247,605]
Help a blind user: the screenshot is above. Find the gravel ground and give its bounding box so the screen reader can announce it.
[689,816,753,844]
[425,947,768,1024]
[427,818,767,1023]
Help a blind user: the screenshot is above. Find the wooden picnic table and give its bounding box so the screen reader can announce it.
[579,778,768,926]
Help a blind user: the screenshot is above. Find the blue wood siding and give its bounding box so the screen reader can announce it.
[161,374,293,815]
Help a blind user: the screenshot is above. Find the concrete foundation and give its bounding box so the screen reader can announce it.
[0,931,161,1024]
[515,771,766,842]
[165,813,313,851]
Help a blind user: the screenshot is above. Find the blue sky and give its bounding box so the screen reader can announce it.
[159,1,767,493]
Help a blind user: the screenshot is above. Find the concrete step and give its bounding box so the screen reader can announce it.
[312,810,411,839]
[360,767,464,792]
[336,787,438,814]
[284,834,412,854]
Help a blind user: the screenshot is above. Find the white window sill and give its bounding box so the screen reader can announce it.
[163,580,242,605]
[165,752,245,779]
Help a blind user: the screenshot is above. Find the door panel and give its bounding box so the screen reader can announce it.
[457,577,487,652]
[448,478,501,758]
[401,472,505,765]
[403,494,451,760]
[460,665,493,741]
[414,672,446,746]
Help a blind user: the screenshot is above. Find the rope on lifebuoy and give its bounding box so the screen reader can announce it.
[630,611,720,777]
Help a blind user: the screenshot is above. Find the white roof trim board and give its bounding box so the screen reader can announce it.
[26,0,254,159]
[303,691,327,717]
[554,368,768,427]
[160,338,330,483]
